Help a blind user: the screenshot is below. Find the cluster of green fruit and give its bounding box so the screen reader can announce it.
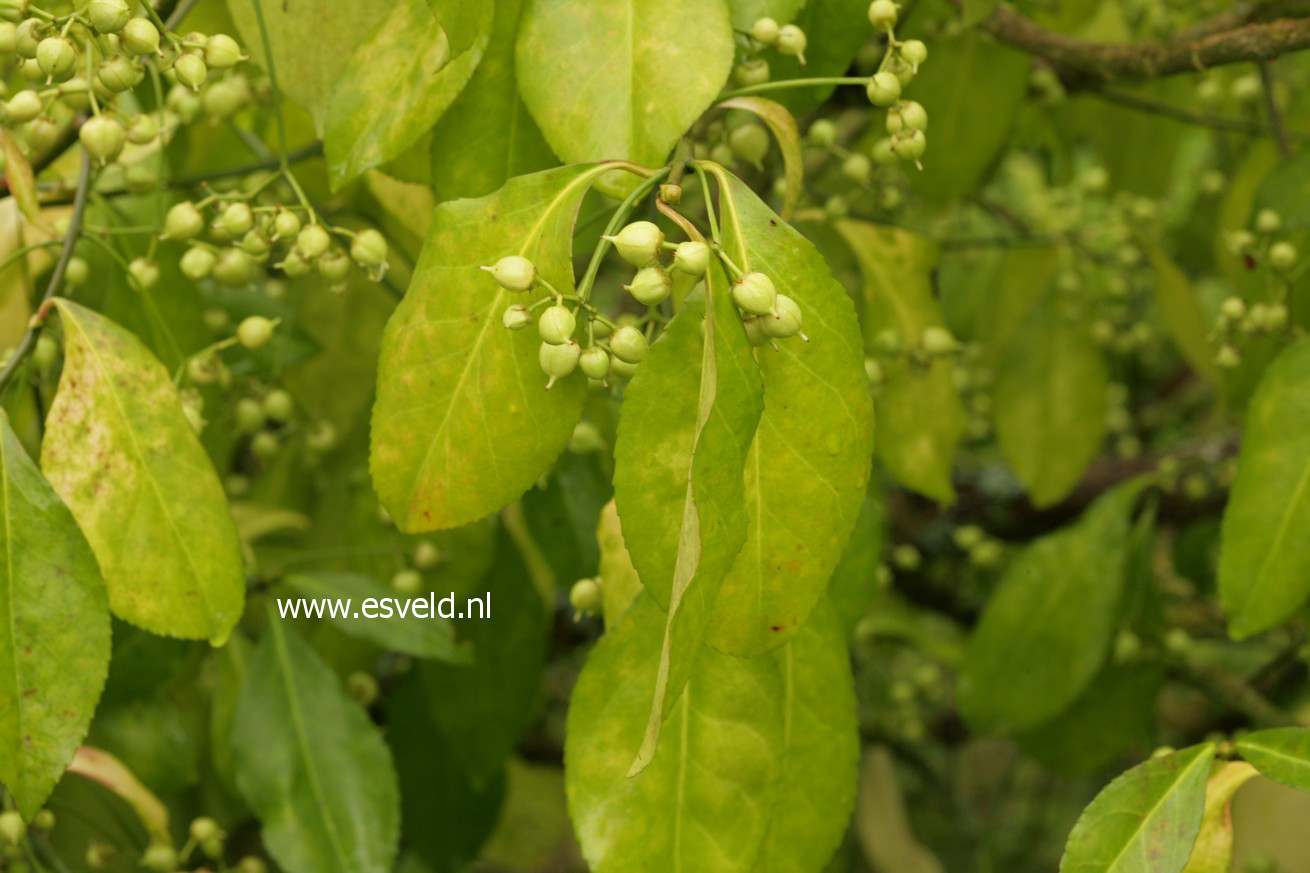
[0,0,248,164]
[159,197,389,289]
[732,14,810,88]
[1214,208,1299,370]
[864,0,928,165]
[484,217,806,389]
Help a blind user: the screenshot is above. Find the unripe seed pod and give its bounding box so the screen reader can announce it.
[732,271,778,316]
[776,24,806,61]
[569,577,601,616]
[220,202,255,236]
[24,115,57,151]
[203,78,247,119]
[579,346,610,379]
[5,89,40,122]
[749,16,779,44]
[502,304,531,330]
[900,39,927,67]
[237,315,275,349]
[742,316,769,347]
[1269,240,1298,270]
[538,304,576,344]
[866,71,901,107]
[241,229,270,256]
[729,122,770,169]
[250,430,279,460]
[273,209,301,239]
[609,325,649,363]
[887,55,915,85]
[234,397,264,433]
[609,356,639,378]
[205,33,243,69]
[296,223,331,259]
[180,245,216,279]
[189,817,221,844]
[1255,208,1282,234]
[482,254,536,291]
[346,671,378,706]
[868,0,898,29]
[279,249,311,277]
[79,115,125,165]
[892,128,926,161]
[0,0,25,24]
[121,17,159,56]
[1220,296,1246,322]
[539,339,580,388]
[842,152,871,184]
[63,256,89,286]
[98,54,142,92]
[886,100,927,133]
[33,333,57,370]
[31,809,54,831]
[167,82,200,120]
[213,247,253,286]
[673,240,710,276]
[761,295,804,339]
[921,325,957,356]
[164,201,205,239]
[808,118,837,146]
[351,228,387,266]
[89,0,131,34]
[318,248,351,282]
[141,843,177,872]
[1215,344,1241,369]
[605,220,663,267]
[263,388,294,421]
[36,37,77,80]
[128,256,159,289]
[733,58,769,87]
[0,809,23,845]
[174,52,207,90]
[14,19,41,58]
[625,264,672,305]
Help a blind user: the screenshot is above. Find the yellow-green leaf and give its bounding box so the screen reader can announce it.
[41,299,244,644]
[1145,244,1220,384]
[716,97,803,220]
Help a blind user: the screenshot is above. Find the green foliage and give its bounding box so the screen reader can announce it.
[1235,728,1310,793]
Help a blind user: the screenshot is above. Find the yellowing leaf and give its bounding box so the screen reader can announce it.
[41,299,244,644]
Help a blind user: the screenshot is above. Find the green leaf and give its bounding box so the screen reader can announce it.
[750,0,870,115]
[429,0,557,201]
[994,299,1109,508]
[597,498,643,628]
[231,611,400,873]
[962,0,1000,26]
[1144,244,1221,384]
[0,412,110,820]
[958,480,1144,734]
[0,128,44,228]
[516,0,734,169]
[566,593,857,873]
[706,171,875,654]
[41,299,245,644]
[284,573,472,663]
[827,486,883,643]
[1236,727,1310,792]
[371,163,619,533]
[612,256,764,773]
[227,0,393,133]
[1220,339,1310,638]
[1059,744,1215,873]
[1181,762,1259,873]
[325,0,492,189]
[716,97,803,220]
[837,219,962,503]
[905,31,1031,203]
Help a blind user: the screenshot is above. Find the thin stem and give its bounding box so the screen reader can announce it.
[690,162,721,244]
[576,167,672,302]
[1257,62,1293,157]
[719,76,869,100]
[1093,86,1305,140]
[0,153,94,397]
[249,0,289,163]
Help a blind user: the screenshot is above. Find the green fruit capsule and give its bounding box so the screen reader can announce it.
[318,248,351,282]
[579,346,610,379]
[213,248,253,286]
[79,115,125,164]
[5,89,40,122]
[733,58,769,87]
[0,0,25,24]
[203,78,246,119]
[205,33,243,69]
[140,844,177,873]
[761,295,804,339]
[263,388,294,421]
[220,202,254,236]
[14,19,40,58]
[89,0,130,33]
[237,315,275,349]
[539,339,580,389]
[502,304,531,330]
[63,256,89,286]
[886,100,927,133]
[920,325,957,356]
[892,128,926,161]
[279,249,311,277]
[24,115,57,151]
[98,54,142,92]
[273,209,301,239]
[121,17,159,56]
[842,152,872,184]
[296,223,331,259]
[605,220,663,267]
[481,255,536,291]
[164,201,205,239]
[180,245,216,279]
[729,122,770,169]
[538,304,576,344]
[749,16,779,44]
[250,430,279,460]
[808,118,837,146]
[866,71,901,107]
[625,264,672,305]
[776,24,806,61]
[868,0,898,29]
[36,37,76,80]
[609,324,648,363]
[900,39,927,67]
[732,271,778,316]
[241,229,270,256]
[1269,241,1298,270]
[128,257,159,289]
[174,52,207,90]
[234,397,264,433]
[569,577,602,617]
[673,240,710,276]
[350,228,387,267]
[742,316,769,347]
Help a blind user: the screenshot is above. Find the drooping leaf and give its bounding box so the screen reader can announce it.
[0,412,110,820]
[429,0,557,201]
[904,30,1031,204]
[1236,727,1310,793]
[66,746,171,844]
[371,163,622,533]
[596,499,643,628]
[516,0,734,170]
[705,170,874,654]
[0,128,43,227]
[1059,744,1215,873]
[837,219,962,503]
[958,480,1145,734]
[325,0,492,189]
[1219,339,1310,638]
[994,298,1108,508]
[716,97,803,220]
[41,299,244,644]
[284,573,472,663]
[1180,762,1258,873]
[227,0,393,132]
[611,256,764,773]
[231,610,400,873]
[1144,244,1221,384]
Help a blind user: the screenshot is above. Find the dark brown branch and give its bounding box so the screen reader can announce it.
[1092,86,1307,139]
